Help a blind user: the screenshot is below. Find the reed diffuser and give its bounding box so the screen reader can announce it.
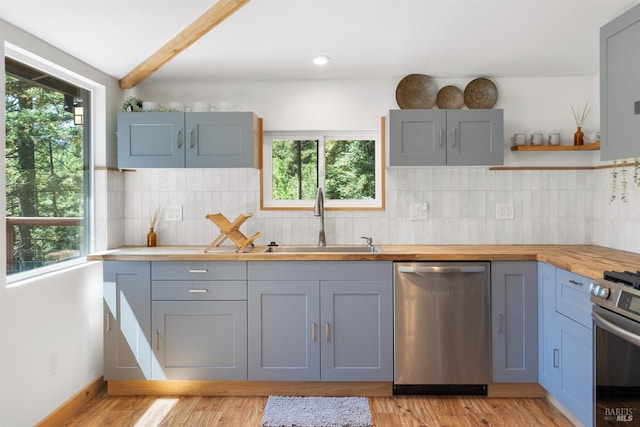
[147,206,160,247]
[571,100,590,146]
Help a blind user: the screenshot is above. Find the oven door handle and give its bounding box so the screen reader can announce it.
[593,308,640,347]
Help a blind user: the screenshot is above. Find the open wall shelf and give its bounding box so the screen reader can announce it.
[510,142,600,151]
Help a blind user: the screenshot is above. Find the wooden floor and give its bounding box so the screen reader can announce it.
[60,390,575,426]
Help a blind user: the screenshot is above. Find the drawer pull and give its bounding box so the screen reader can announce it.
[189,289,208,293]
[568,279,583,286]
[311,323,317,342]
[106,313,110,332]
[324,323,330,341]
[189,269,208,273]
[553,348,560,368]
[155,332,160,351]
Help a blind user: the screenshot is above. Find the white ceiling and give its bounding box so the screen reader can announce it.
[0,0,637,85]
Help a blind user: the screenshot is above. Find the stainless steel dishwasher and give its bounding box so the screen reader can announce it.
[394,262,490,395]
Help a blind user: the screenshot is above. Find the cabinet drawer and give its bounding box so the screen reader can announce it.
[555,269,593,329]
[152,261,246,281]
[152,280,247,301]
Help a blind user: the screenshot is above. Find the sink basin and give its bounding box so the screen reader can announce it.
[263,245,381,253]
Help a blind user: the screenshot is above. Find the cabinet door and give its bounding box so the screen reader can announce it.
[151,300,247,380]
[446,109,503,166]
[557,314,593,427]
[320,281,393,381]
[387,109,447,166]
[491,261,538,383]
[117,112,185,168]
[601,3,640,160]
[248,281,320,381]
[103,261,152,380]
[185,112,259,168]
[538,262,560,393]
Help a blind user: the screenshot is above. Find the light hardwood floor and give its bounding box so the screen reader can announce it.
[60,390,575,426]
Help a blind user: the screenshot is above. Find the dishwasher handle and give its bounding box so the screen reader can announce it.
[398,265,486,274]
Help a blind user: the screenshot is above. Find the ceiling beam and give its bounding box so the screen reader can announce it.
[119,0,250,89]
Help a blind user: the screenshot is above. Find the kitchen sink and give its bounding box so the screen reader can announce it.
[263,245,381,253]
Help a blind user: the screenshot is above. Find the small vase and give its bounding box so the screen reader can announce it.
[574,126,584,146]
[147,227,157,247]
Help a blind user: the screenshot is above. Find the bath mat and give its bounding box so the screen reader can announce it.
[261,395,372,427]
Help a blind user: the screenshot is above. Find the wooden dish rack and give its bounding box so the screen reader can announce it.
[204,212,260,253]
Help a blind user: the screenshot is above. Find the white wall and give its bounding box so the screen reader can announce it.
[117,75,630,249]
[0,19,120,426]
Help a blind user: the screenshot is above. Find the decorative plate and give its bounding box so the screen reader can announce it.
[464,78,498,109]
[436,85,464,109]
[395,74,438,109]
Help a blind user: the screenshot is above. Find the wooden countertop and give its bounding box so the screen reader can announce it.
[86,244,640,280]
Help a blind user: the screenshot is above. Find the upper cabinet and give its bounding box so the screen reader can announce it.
[387,109,504,166]
[600,4,640,161]
[117,112,261,169]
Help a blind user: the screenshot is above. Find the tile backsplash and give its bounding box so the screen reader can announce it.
[109,165,640,253]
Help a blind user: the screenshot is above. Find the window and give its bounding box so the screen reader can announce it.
[261,131,384,209]
[4,55,91,279]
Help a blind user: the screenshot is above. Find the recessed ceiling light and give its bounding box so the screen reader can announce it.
[313,55,331,66]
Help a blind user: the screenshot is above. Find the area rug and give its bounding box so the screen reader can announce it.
[261,395,372,427]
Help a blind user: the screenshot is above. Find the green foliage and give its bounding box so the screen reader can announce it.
[272,139,318,200]
[325,140,375,200]
[5,75,85,272]
[271,138,375,202]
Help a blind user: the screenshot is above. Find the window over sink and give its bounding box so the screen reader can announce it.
[261,130,384,210]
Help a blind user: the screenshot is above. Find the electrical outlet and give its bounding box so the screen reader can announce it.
[496,202,514,220]
[410,202,428,221]
[165,204,183,222]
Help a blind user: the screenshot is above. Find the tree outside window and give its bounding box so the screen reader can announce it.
[262,132,383,210]
[5,57,90,276]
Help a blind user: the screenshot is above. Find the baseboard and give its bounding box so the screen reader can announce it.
[36,376,106,427]
[107,380,393,397]
[487,383,547,398]
[544,391,583,427]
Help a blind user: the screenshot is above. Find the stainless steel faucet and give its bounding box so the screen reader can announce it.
[314,187,326,247]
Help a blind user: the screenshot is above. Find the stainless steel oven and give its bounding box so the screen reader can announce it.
[591,271,640,426]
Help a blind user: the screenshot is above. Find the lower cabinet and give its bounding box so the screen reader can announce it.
[150,261,248,380]
[491,261,538,382]
[151,301,247,380]
[247,261,393,382]
[538,262,593,427]
[103,261,152,381]
[102,260,248,381]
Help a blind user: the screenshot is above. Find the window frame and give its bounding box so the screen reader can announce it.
[4,43,94,284]
[261,129,384,210]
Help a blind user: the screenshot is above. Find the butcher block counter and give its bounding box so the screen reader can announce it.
[87,244,640,280]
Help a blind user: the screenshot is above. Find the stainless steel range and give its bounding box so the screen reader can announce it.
[591,271,640,426]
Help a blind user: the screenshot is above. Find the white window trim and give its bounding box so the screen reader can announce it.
[261,130,383,210]
[4,42,100,284]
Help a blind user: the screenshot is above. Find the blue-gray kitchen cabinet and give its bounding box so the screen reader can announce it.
[247,280,320,381]
[103,261,152,381]
[247,261,393,382]
[491,261,538,383]
[538,262,593,427]
[149,261,248,380]
[600,3,640,161]
[538,262,558,393]
[151,301,247,380]
[117,112,260,169]
[387,109,503,166]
